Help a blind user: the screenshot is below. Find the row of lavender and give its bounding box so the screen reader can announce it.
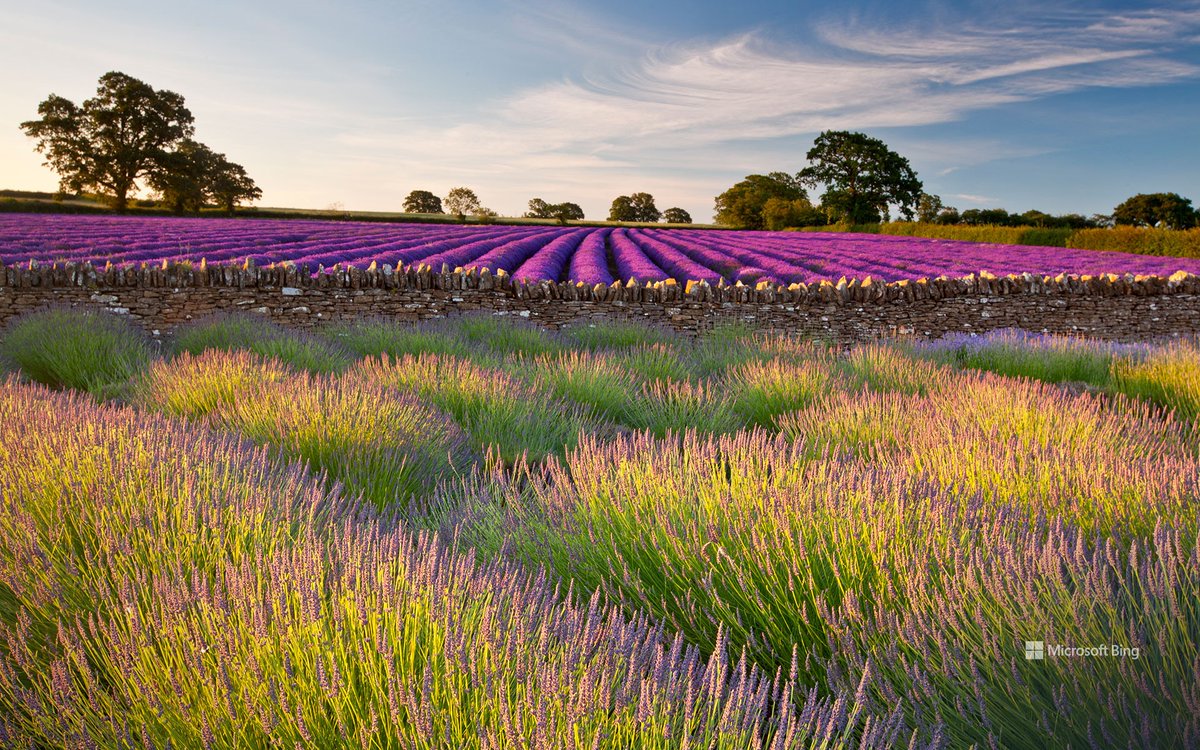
[4,213,1200,285]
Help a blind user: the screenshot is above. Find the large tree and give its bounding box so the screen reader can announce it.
[799,131,922,223]
[403,189,444,214]
[713,172,808,229]
[1113,193,1197,230]
[608,192,660,223]
[444,187,482,221]
[916,193,944,223]
[761,197,825,231]
[662,207,692,224]
[20,71,195,211]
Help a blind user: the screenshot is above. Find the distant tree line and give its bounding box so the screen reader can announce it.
[524,198,584,224]
[400,188,692,225]
[606,193,691,224]
[713,129,1199,232]
[20,72,260,214]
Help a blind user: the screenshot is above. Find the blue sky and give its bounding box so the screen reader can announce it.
[2,0,1198,221]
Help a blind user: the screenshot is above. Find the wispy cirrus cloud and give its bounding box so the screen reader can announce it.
[500,4,1200,152]
[329,2,1200,217]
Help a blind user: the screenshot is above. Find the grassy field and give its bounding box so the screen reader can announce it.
[0,310,1197,748]
[801,221,1200,258]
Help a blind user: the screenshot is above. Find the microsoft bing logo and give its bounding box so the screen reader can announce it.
[1024,641,1045,660]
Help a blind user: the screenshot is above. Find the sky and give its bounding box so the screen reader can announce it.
[2,0,1199,222]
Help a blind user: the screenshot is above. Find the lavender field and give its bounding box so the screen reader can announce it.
[4,213,1200,284]
[1,310,1198,749]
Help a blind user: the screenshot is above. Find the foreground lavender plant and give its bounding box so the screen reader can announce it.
[905,328,1143,387]
[173,311,353,373]
[0,307,153,398]
[351,353,601,465]
[135,350,474,509]
[456,425,1200,748]
[1110,338,1200,419]
[0,380,902,748]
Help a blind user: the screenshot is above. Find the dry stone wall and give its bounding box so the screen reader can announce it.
[2,260,1200,343]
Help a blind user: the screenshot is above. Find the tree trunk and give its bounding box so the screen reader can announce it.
[113,180,131,213]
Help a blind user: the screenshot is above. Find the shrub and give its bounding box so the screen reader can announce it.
[467,428,1200,748]
[1068,226,1200,258]
[725,357,839,427]
[132,349,294,418]
[428,312,562,358]
[210,371,472,510]
[623,378,740,437]
[558,317,677,350]
[327,317,470,358]
[172,312,352,373]
[906,329,1120,387]
[1110,339,1200,419]
[617,342,693,383]
[687,321,768,378]
[353,354,599,465]
[0,381,868,748]
[779,373,1198,535]
[837,343,949,394]
[527,350,637,422]
[0,307,153,398]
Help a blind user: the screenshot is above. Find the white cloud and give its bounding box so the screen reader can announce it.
[315,3,1200,218]
[950,193,1001,205]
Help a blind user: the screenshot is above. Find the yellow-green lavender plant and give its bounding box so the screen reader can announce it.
[0,380,895,748]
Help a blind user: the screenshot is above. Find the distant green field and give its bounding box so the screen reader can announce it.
[802,220,1200,258]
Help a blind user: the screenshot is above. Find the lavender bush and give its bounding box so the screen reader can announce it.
[0,307,153,398]
[0,380,896,748]
[3,312,1199,747]
[457,427,1200,747]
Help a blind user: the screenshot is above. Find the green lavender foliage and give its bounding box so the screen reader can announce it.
[0,307,153,398]
[558,317,677,350]
[1,380,883,748]
[327,317,472,359]
[4,312,1200,748]
[463,426,1200,748]
[172,312,352,373]
[352,353,600,465]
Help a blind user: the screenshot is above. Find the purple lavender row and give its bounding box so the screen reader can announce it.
[512,229,590,282]
[642,229,791,284]
[627,229,723,284]
[676,232,810,282]
[638,229,746,279]
[462,228,573,275]
[418,227,553,270]
[566,228,613,285]
[737,231,1200,280]
[6,215,1200,284]
[610,228,669,283]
